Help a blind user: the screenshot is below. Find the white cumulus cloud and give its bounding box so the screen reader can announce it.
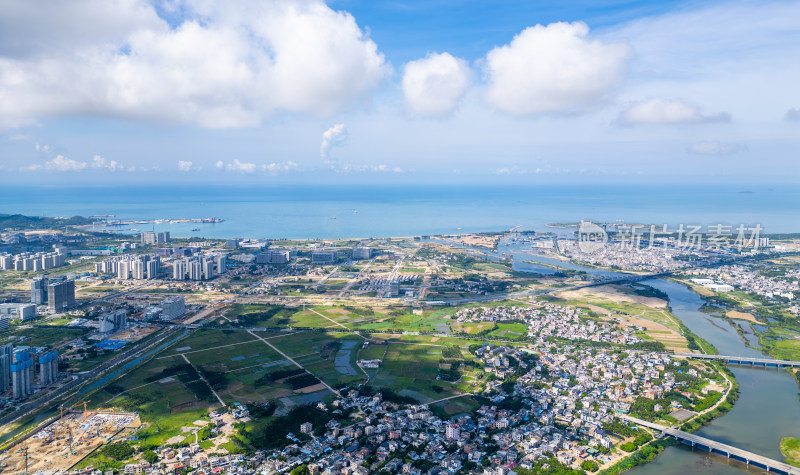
[92,155,122,170]
[402,52,470,117]
[177,160,194,171]
[617,99,731,125]
[0,0,389,129]
[225,159,257,173]
[214,159,297,174]
[263,161,298,175]
[320,124,348,159]
[687,141,747,155]
[484,22,631,115]
[45,155,87,172]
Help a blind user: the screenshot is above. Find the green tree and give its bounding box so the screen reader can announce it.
[143,450,158,464]
[620,441,637,452]
[290,464,310,475]
[101,442,134,460]
[581,460,599,472]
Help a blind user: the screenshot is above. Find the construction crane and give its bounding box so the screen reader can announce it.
[66,426,76,455]
[15,445,28,475]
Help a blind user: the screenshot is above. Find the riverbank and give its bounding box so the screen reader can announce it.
[781,437,800,468]
[598,361,736,474]
[673,277,800,361]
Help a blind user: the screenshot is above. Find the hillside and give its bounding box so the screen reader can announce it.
[0,214,93,231]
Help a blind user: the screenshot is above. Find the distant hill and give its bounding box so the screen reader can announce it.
[0,214,94,231]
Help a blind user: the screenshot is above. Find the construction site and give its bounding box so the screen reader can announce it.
[0,404,140,474]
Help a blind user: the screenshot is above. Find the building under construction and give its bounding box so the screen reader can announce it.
[0,407,140,474]
[0,343,61,400]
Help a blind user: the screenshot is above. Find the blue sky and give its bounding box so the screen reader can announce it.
[0,0,798,184]
[332,0,691,62]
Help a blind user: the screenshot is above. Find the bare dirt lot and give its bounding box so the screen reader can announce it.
[557,285,668,308]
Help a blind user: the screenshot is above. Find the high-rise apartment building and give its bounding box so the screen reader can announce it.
[31,276,49,304]
[47,279,75,312]
[141,231,170,245]
[38,350,59,385]
[11,348,34,399]
[0,344,13,392]
[160,296,185,320]
[146,259,159,279]
[202,258,214,280]
[216,254,227,274]
[173,259,187,280]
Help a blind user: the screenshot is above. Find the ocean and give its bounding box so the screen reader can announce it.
[1,183,798,239]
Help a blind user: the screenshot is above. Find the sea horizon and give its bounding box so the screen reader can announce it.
[2,182,798,239]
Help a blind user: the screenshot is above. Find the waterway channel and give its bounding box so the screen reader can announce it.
[496,236,800,474]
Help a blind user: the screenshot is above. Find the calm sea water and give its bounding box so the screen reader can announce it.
[1,183,797,239]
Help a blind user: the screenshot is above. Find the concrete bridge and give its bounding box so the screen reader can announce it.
[674,353,800,368]
[621,415,800,475]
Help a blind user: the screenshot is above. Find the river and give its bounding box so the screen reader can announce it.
[497,237,800,474]
[629,279,800,474]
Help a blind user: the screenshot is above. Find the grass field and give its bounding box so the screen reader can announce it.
[271,331,367,388]
[451,321,497,335]
[89,327,372,440]
[488,322,528,339]
[223,304,298,328]
[781,437,800,468]
[471,262,514,273]
[0,325,88,346]
[369,340,481,402]
[430,394,482,417]
[365,309,453,333]
[763,338,800,360]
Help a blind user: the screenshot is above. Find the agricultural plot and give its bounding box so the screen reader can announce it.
[99,329,363,425]
[99,356,210,417]
[371,343,464,402]
[289,307,354,328]
[174,341,285,372]
[488,322,528,339]
[0,325,88,347]
[556,285,690,351]
[222,304,298,328]
[451,321,497,335]
[358,342,388,360]
[271,331,367,388]
[430,395,482,418]
[352,308,454,334]
[161,328,262,353]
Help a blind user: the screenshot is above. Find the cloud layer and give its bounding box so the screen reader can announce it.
[484,22,631,115]
[215,159,298,175]
[687,141,747,155]
[402,53,470,117]
[0,0,389,128]
[617,99,731,125]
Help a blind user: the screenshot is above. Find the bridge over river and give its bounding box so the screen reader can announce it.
[675,353,800,368]
[621,415,800,475]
